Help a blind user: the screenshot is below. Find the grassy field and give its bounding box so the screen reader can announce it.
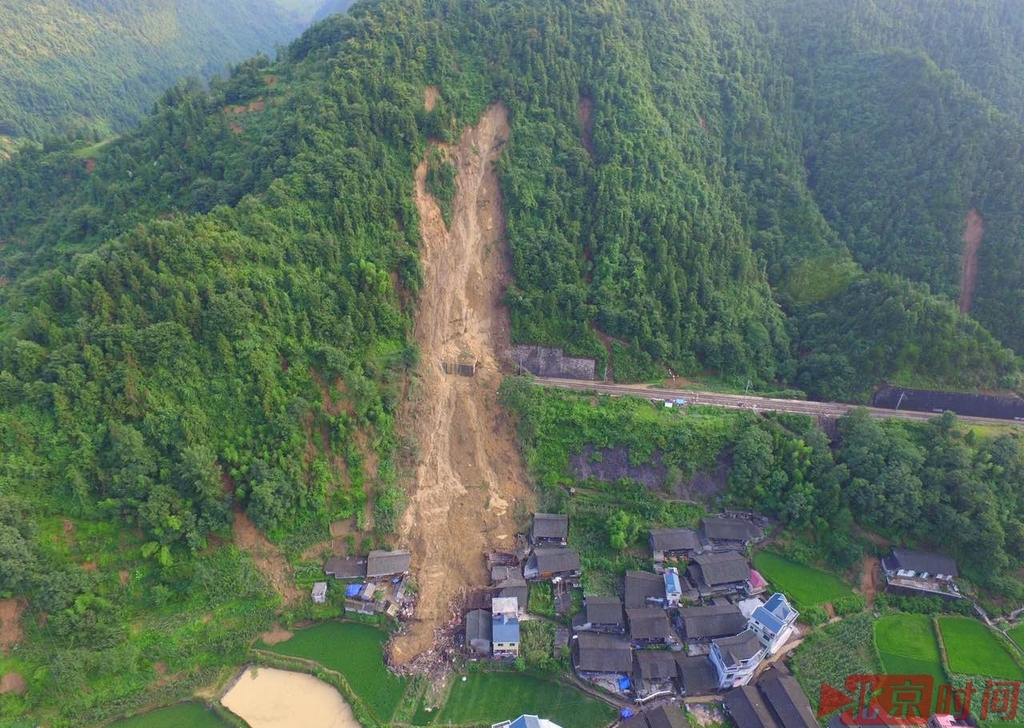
[1007,623,1024,650]
[753,551,853,607]
[875,614,945,711]
[938,617,1024,679]
[106,703,231,728]
[429,672,616,728]
[262,620,406,722]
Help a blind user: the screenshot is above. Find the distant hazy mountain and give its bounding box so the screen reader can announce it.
[312,0,357,23]
[0,0,309,141]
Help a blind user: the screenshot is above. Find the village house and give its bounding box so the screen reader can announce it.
[710,629,767,689]
[632,650,680,700]
[524,548,581,581]
[625,570,667,609]
[531,513,569,546]
[624,704,691,728]
[748,593,798,655]
[466,609,492,656]
[675,653,721,696]
[491,564,529,608]
[724,670,817,728]
[701,517,764,551]
[366,549,412,579]
[311,581,328,604]
[573,632,633,680]
[626,607,674,645]
[689,552,754,597]
[323,555,367,579]
[678,603,748,642]
[649,528,702,562]
[579,596,625,633]
[882,548,961,598]
[663,567,687,607]
[492,596,521,659]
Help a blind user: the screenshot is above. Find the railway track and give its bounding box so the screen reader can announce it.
[533,378,1024,428]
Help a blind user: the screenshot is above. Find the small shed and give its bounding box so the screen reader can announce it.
[311,581,328,604]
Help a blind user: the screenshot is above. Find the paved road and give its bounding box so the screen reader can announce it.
[534,378,1024,428]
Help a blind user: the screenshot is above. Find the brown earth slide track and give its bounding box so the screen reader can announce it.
[959,208,984,314]
[390,102,532,664]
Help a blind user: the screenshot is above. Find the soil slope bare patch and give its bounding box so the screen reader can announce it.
[959,208,984,313]
[232,510,300,606]
[392,102,531,664]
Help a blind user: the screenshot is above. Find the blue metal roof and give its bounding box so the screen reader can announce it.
[492,615,520,643]
[764,592,796,619]
[751,605,784,633]
[664,570,682,594]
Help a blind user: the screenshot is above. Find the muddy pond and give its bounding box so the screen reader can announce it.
[221,666,362,728]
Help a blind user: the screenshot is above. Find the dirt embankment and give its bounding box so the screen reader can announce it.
[0,598,24,656]
[232,510,301,606]
[390,101,532,664]
[958,208,984,313]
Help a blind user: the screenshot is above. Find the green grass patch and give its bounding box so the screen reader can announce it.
[1007,623,1024,650]
[106,702,231,728]
[753,551,853,607]
[432,671,616,728]
[938,617,1024,680]
[875,614,945,711]
[262,620,406,722]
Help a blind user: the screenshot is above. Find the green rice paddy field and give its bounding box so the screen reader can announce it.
[428,672,617,728]
[106,702,231,728]
[753,551,853,607]
[937,617,1024,680]
[263,620,407,722]
[874,614,945,711]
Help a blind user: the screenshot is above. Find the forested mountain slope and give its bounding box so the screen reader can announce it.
[0,0,308,141]
[1,0,1024,720]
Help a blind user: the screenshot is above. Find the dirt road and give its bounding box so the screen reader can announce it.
[390,102,532,663]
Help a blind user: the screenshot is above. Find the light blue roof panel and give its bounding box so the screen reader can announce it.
[752,606,784,633]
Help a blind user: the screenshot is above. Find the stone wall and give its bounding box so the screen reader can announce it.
[509,345,597,380]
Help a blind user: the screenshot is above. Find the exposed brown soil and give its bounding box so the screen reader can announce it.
[860,555,881,608]
[232,510,301,606]
[958,209,984,313]
[578,95,595,158]
[0,672,26,695]
[0,598,25,656]
[119,570,131,585]
[259,624,294,645]
[424,86,440,112]
[390,102,533,664]
[154,662,168,676]
[81,560,98,571]
[61,517,76,547]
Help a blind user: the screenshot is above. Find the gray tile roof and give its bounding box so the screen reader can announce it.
[366,549,411,577]
[645,705,690,728]
[626,607,672,641]
[702,517,764,542]
[525,548,581,577]
[758,673,818,728]
[532,513,569,540]
[466,609,492,646]
[585,596,624,626]
[680,603,748,639]
[692,552,750,587]
[324,555,367,579]
[714,630,764,666]
[575,632,633,673]
[726,685,778,728]
[675,654,720,695]
[633,650,678,682]
[886,548,958,578]
[650,528,702,553]
[625,570,666,608]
